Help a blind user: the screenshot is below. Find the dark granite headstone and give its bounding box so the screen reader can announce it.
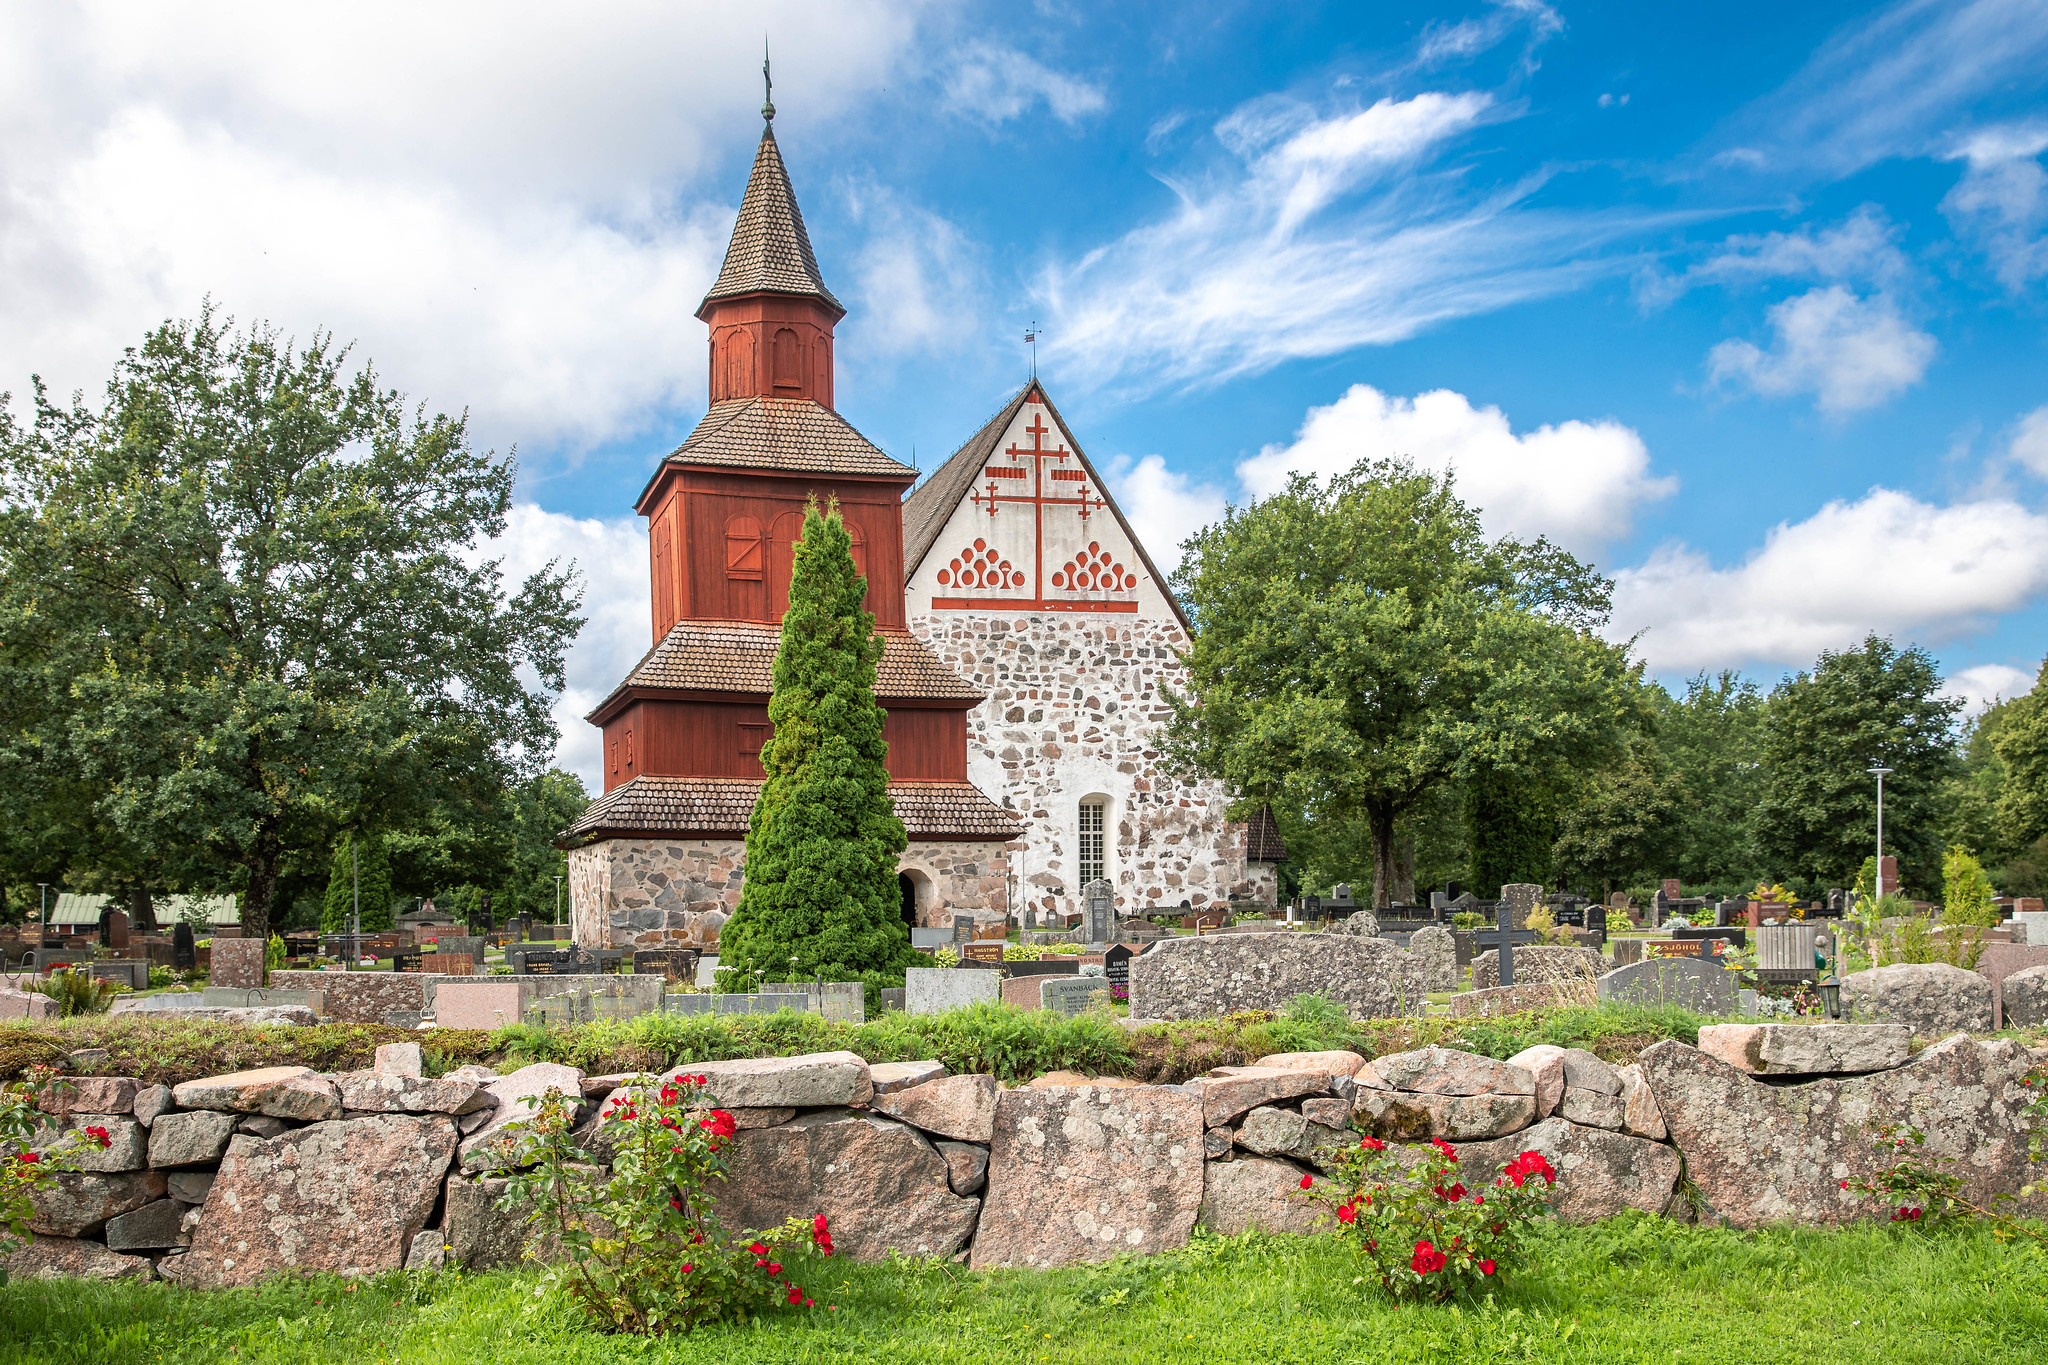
[1103,943,1135,993]
[172,922,196,971]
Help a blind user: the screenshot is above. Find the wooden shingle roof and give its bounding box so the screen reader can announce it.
[698,124,842,317]
[560,776,1022,844]
[588,621,981,720]
[661,397,915,480]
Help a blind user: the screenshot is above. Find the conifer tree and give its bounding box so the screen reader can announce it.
[321,832,394,933]
[716,501,916,1000]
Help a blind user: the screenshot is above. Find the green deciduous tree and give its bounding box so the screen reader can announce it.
[321,832,393,933]
[714,502,917,998]
[1751,636,1960,893]
[1993,657,2048,854]
[0,307,584,938]
[1166,460,1639,908]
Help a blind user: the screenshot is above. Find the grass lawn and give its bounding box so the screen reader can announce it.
[4,1216,2043,1365]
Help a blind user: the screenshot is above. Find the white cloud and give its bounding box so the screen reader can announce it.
[841,185,981,360]
[1706,286,1935,413]
[1237,384,1674,551]
[1636,205,1911,307]
[1041,88,1654,394]
[1416,1,1563,68]
[2011,405,2048,478]
[1102,453,1230,579]
[0,2,923,455]
[1942,663,2037,717]
[482,504,651,790]
[1610,488,2048,672]
[1942,122,2048,290]
[939,41,1106,126]
[1711,0,2048,179]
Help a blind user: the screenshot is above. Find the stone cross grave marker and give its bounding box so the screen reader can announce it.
[1082,879,1114,945]
[1597,955,1735,1014]
[1041,976,1108,1016]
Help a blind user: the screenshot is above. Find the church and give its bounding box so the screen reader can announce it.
[563,103,1281,951]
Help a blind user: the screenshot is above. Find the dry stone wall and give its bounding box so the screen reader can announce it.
[908,612,1255,920]
[13,1031,2047,1286]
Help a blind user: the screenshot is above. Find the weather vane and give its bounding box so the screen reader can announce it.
[1024,321,1039,378]
[762,40,775,122]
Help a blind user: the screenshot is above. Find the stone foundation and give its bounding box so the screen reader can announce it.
[570,836,1012,948]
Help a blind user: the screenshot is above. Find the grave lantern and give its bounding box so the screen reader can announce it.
[1814,933,1842,1018]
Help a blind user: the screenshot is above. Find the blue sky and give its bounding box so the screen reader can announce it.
[5,1,2047,785]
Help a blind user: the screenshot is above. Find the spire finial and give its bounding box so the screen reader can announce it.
[762,40,775,123]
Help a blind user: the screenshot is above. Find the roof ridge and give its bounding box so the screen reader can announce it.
[901,383,1036,574]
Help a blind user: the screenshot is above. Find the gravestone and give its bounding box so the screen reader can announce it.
[1611,938,1644,966]
[1430,891,1449,911]
[172,922,196,971]
[1597,956,1735,1014]
[1081,880,1114,945]
[1041,976,1108,1016]
[905,965,1000,1016]
[960,942,1004,965]
[98,908,131,951]
[1103,943,1135,996]
[952,919,975,943]
[880,987,907,1013]
[1499,884,1543,929]
[1495,896,1519,987]
[439,935,484,968]
[633,948,698,979]
[209,936,266,990]
[392,951,425,973]
[1587,906,1608,936]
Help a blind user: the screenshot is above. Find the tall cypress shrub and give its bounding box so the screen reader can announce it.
[321,833,394,933]
[716,501,916,1000]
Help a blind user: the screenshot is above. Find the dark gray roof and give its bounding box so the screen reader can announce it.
[1245,805,1288,863]
[698,125,842,317]
[664,397,915,479]
[901,382,1192,632]
[593,620,983,711]
[560,776,1022,843]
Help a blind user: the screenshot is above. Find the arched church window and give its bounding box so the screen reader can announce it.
[722,329,754,400]
[725,514,764,580]
[772,328,801,388]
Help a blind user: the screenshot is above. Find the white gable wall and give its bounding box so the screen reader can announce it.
[904,396,1257,923]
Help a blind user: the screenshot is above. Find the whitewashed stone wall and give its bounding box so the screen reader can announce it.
[908,612,1253,921]
[570,836,1008,948]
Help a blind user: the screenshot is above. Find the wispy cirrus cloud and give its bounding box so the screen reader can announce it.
[1039,86,1660,395]
[1709,0,2048,179]
[939,41,1106,126]
[1942,122,2048,290]
[1635,205,1913,308]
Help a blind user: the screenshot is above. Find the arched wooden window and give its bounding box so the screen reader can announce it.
[724,514,764,580]
[722,329,754,400]
[772,328,801,388]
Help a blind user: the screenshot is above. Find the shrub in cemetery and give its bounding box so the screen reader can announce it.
[717,501,919,1005]
[1841,1083,2048,1247]
[1940,846,1998,929]
[2,1067,114,1274]
[1308,1133,1558,1302]
[491,1076,831,1335]
[29,966,117,1017]
[322,832,394,934]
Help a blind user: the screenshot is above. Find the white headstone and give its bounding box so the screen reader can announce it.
[905,966,1001,1016]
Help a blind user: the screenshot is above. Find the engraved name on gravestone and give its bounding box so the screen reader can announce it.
[1041,976,1108,1016]
[1103,943,1135,994]
[172,922,196,971]
[1082,880,1114,945]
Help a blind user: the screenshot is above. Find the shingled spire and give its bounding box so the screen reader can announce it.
[698,122,843,319]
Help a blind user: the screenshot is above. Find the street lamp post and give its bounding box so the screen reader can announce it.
[37,883,49,954]
[1868,766,1893,899]
[349,839,361,971]
[554,875,564,928]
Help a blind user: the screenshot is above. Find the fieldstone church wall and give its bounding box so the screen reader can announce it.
[570,836,1009,949]
[908,612,1254,922]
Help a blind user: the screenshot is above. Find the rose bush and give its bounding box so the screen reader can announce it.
[491,1073,832,1334]
[1305,1133,1557,1302]
[3,1065,116,1280]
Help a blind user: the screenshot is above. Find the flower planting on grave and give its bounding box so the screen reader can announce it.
[1306,1132,1558,1302]
[488,1074,831,1334]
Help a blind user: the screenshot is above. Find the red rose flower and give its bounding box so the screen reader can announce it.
[1410,1240,1447,1275]
[1359,1136,1386,1152]
[680,1263,694,1274]
[1430,1138,1458,1162]
[814,1214,830,1237]
[16,1151,39,1165]
[83,1126,112,1149]
[749,1241,768,1255]
[1479,1259,1496,1276]
[786,1284,805,1305]
[1299,1174,1313,1190]
[1336,1203,1357,1224]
